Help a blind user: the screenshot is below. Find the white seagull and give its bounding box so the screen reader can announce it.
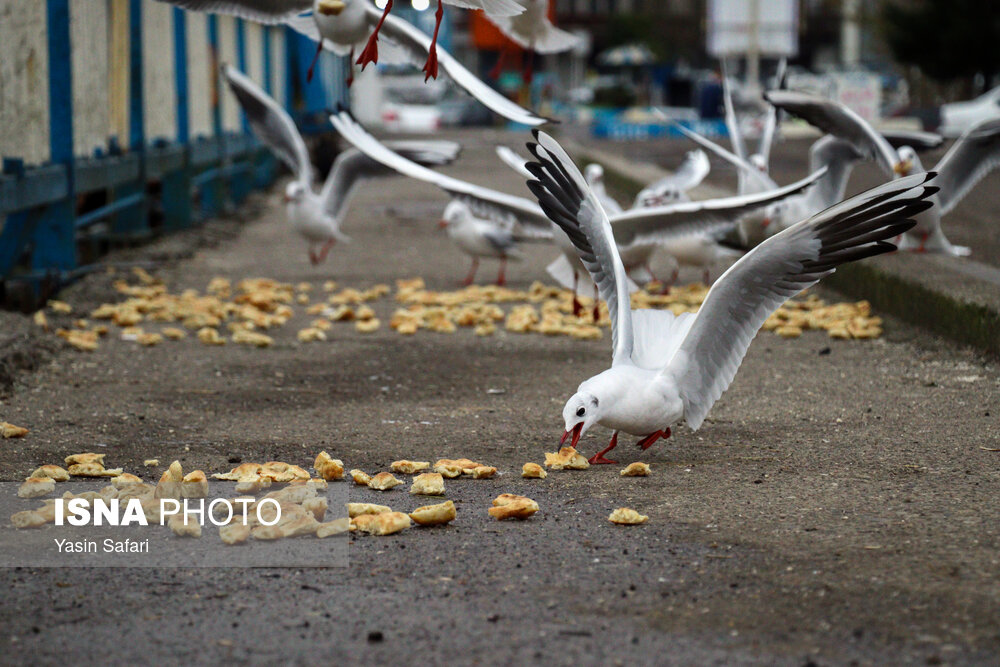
[766,90,1000,256]
[159,0,545,126]
[438,200,524,286]
[633,149,711,208]
[524,129,935,464]
[485,0,581,82]
[223,65,459,264]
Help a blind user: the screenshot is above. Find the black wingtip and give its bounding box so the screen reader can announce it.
[525,162,546,179]
[531,128,542,140]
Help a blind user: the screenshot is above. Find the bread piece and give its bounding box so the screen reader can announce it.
[349,469,371,486]
[313,451,345,481]
[1,422,29,438]
[347,503,392,518]
[488,494,539,520]
[409,473,445,496]
[219,523,251,545]
[316,518,351,537]
[18,477,55,499]
[351,511,411,535]
[390,460,431,474]
[620,462,651,477]
[521,463,547,479]
[11,510,47,529]
[64,452,105,466]
[608,508,648,525]
[168,514,202,537]
[409,500,456,526]
[181,470,209,498]
[30,464,69,482]
[543,447,590,470]
[368,472,404,491]
[470,466,497,479]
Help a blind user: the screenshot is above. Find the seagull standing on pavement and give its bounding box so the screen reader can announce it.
[223,65,459,265]
[524,130,935,464]
[438,201,523,286]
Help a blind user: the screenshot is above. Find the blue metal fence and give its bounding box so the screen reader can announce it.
[0,3,349,298]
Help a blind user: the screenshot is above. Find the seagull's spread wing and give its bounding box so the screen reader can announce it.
[329,111,551,237]
[449,0,524,17]
[932,118,1000,215]
[612,168,826,249]
[764,90,900,176]
[758,57,787,164]
[668,118,777,191]
[664,173,936,430]
[319,140,460,222]
[883,129,945,152]
[526,131,634,365]
[495,146,535,180]
[368,5,549,127]
[721,59,748,161]
[633,150,710,206]
[222,64,312,186]
[154,0,311,23]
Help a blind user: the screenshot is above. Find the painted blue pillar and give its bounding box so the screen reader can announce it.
[230,18,252,204]
[29,0,76,275]
[163,6,192,231]
[255,26,277,188]
[112,0,149,239]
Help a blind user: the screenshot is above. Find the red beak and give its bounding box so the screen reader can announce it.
[560,422,584,449]
[437,219,448,229]
[761,218,771,229]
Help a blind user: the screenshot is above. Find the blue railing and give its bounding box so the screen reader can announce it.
[0,0,349,297]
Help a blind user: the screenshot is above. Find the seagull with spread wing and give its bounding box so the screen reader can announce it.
[223,65,459,265]
[159,0,546,126]
[524,130,936,465]
[766,91,1000,256]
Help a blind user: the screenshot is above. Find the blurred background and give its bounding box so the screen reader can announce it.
[2,0,999,297]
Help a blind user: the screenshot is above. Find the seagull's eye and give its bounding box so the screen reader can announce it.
[576,407,586,417]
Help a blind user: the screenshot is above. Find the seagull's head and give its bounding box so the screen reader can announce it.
[749,154,768,173]
[893,146,918,176]
[560,391,601,449]
[284,182,306,204]
[583,163,605,187]
[438,200,468,229]
[315,0,346,16]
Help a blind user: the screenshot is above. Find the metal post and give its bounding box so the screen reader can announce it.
[163,6,193,231]
[29,0,77,276]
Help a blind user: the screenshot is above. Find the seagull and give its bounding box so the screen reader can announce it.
[754,135,864,241]
[495,143,826,297]
[438,200,524,286]
[633,150,710,208]
[158,0,546,126]
[485,0,581,83]
[766,91,1000,256]
[524,129,935,465]
[223,65,460,264]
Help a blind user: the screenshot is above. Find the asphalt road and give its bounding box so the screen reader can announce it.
[1,129,999,665]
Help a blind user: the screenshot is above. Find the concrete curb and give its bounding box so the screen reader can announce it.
[564,139,1000,359]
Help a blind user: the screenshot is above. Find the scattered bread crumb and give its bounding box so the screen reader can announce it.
[608,508,648,525]
[409,500,456,526]
[521,463,547,479]
[410,472,445,496]
[390,460,430,474]
[368,471,404,491]
[620,462,651,477]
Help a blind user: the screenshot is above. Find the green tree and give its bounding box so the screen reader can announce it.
[882,0,1000,92]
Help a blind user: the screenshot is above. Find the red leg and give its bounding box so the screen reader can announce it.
[422,0,444,81]
[592,283,600,323]
[306,40,324,83]
[588,431,619,465]
[917,231,929,253]
[636,427,670,451]
[524,50,535,85]
[308,247,319,266]
[496,257,507,286]
[463,257,479,286]
[316,239,337,264]
[356,0,393,70]
[571,271,582,318]
[489,44,510,80]
[346,48,355,88]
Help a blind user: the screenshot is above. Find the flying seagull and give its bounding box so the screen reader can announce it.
[223,65,459,264]
[766,90,1000,256]
[524,129,935,464]
[158,0,546,126]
